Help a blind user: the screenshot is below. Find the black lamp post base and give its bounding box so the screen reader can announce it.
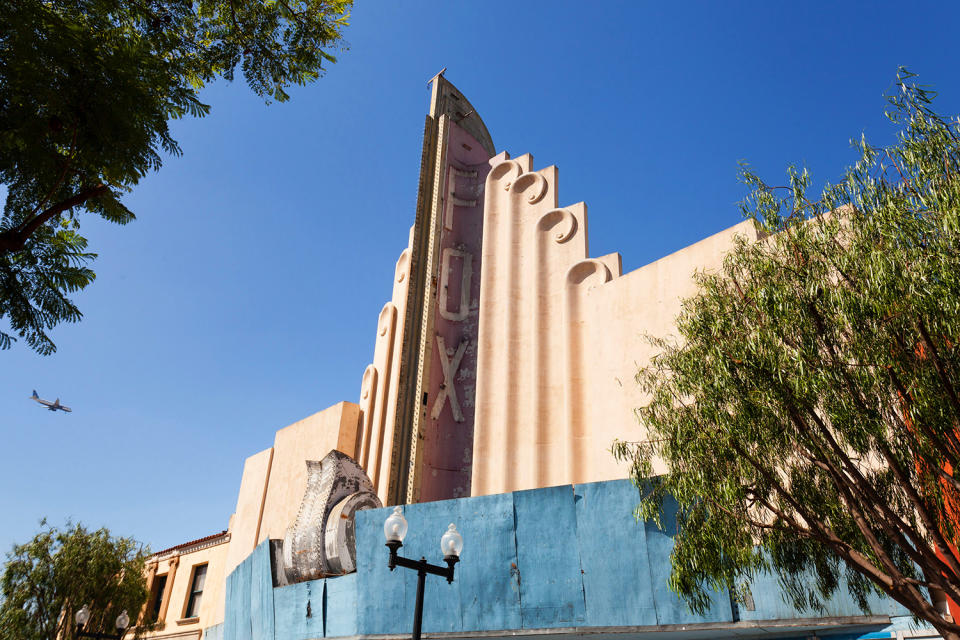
[385,542,460,640]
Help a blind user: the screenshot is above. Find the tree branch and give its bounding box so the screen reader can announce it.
[0,184,108,255]
[29,124,79,218]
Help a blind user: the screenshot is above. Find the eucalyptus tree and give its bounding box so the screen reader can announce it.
[614,69,960,640]
[0,522,150,640]
[0,0,352,354]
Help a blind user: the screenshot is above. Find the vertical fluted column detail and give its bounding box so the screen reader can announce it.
[357,248,409,505]
[473,153,525,495]
[473,150,621,495]
[381,249,409,499]
[533,205,586,486]
[563,259,613,484]
[370,303,397,497]
[506,167,556,491]
[358,365,378,471]
[476,154,595,494]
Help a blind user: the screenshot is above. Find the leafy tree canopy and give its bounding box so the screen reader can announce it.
[0,0,351,354]
[613,69,960,640]
[0,521,150,640]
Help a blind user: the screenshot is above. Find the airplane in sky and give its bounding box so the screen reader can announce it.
[30,390,72,413]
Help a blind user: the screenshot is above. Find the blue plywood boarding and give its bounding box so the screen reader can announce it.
[223,566,234,640]
[739,565,909,622]
[644,494,733,624]
[355,505,410,634]
[574,479,658,626]
[513,484,585,628]
[456,492,522,631]
[223,551,253,640]
[402,497,464,633]
[325,572,358,636]
[203,623,224,640]
[222,541,274,640]
[218,478,929,639]
[250,542,275,640]
[354,494,521,636]
[777,632,900,640]
[272,579,325,640]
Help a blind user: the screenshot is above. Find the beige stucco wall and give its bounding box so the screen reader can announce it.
[471,150,760,495]
[223,448,273,578]
[574,218,760,483]
[256,401,360,543]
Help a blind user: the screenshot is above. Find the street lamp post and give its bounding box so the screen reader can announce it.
[383,507,463,640]
[74,604,130,640]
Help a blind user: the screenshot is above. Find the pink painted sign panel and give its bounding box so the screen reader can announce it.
[420,121,492,501]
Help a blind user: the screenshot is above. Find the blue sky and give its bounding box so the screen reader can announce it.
[3,1,960,554]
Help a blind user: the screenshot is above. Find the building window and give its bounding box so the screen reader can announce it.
[183,564,207,619]
[149,574,167,622]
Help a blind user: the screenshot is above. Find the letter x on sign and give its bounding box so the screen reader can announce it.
[430,336,467,423]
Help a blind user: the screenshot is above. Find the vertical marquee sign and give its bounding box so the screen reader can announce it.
[388,73,496,505]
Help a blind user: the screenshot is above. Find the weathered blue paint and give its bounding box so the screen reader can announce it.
[775,633,893,640]
[203,622,224,640]
[324,572,358,636]
[644,491,732,624]
[355,505,410,635]
[223,546,253,640]
[250,542,275,640]
[740,568,909,622]
[222,541,274,640]
[218,479,936,640]
[272,579,324,639]
[514,484,586,628]
[454,492,522,631]
[574,479,659,627]
[403,497,465,632]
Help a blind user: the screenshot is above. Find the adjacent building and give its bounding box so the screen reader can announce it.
[140,530,230,639]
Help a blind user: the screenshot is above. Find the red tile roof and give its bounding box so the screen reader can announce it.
[152,530,229,558]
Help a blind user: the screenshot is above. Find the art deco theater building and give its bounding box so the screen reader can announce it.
[136,75,936,640]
